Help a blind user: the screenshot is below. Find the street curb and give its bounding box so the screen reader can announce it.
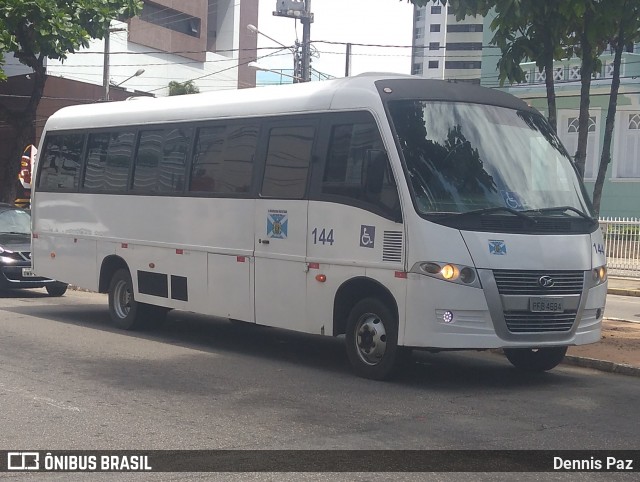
[607,288,640,297]
[563,355,640,377]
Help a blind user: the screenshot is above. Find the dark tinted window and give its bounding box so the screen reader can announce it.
[133,127,191,192]
[190,123,257,194]
[84,131,135,191]
[322,122,399,216]
[38,134,84,190]
[261,125,314,198]
[430,24,441,32]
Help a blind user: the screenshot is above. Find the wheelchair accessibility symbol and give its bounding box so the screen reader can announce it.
[360,225,376,248]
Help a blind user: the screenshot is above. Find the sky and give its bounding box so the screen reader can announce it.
[254,0,415,80]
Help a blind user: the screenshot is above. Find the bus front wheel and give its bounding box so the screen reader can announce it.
[108,268,163,330]
[503,346,568,372]
[345,298,402,380]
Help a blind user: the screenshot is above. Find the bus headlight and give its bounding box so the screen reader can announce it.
[592,265,607,286]
[411,261,481,288]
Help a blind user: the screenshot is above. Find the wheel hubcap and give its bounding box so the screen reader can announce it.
[113,279,131,319]
[355,313,387,366]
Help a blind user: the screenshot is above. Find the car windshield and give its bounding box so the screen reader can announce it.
[388,100,593,218]
[0,209,31,235]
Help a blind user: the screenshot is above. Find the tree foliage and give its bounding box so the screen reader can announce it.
[0,0,142,203]
[168,80,200,96]
[404,0,640,216]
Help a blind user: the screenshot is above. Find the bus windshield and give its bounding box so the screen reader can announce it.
[388,100,593,218]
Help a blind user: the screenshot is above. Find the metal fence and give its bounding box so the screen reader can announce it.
[599,217,640,278]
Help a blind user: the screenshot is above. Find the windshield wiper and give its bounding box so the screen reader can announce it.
[522,206,594,221]
[436,206,537,223]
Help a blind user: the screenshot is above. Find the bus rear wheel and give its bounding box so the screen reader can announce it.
[108,268,166,330]
[345,298,401,380]
[504,346,568,372]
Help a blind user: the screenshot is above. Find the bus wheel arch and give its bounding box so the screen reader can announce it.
[99,255,129,294]
[333,277,399,337]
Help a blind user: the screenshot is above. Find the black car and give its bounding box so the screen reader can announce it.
[0,204,67,296]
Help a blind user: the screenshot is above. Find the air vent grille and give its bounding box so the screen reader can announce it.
[382,231,403,263]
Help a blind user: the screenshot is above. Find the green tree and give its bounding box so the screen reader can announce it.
[405,0,640,216]
[0,0,142,203]
[168,80,200,96]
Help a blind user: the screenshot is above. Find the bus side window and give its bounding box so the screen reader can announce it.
[261,125,315,199]
[38,134,84,191]
[322,122,400,220]
[190,123,257,195]
[83,131,135,192]
[133,127,192,192]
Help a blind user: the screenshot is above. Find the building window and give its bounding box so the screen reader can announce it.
[430,24,441,32]
[560,114,598,180]
[429,42,440,51]
[414,27,424,39]
[431,6,442,14]
[444,61,482,70]
[412,63,423,75]
[415,9,424,22]
[616,113,640,178]
[445,42,483,51]
[140,2,201,38]
[428,60,439,69]
[447,24,483,33]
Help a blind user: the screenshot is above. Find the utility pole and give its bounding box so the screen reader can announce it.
[102,25,127,100]
[273,0,314,82]
[345,43,352,77]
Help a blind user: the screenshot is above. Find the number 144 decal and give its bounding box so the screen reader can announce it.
[312,228,335,245]
[593,243,605,255]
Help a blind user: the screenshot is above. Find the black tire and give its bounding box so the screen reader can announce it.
[46,282,68,297]
[504,346,568,372]
[108,268,160,330]
[345,297,401,380]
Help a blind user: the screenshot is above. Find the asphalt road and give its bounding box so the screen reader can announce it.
[0,289,639,478]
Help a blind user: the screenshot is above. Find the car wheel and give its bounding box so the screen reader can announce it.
[504,346,568,372]
[345,297,402,380]
[46,282,68,297]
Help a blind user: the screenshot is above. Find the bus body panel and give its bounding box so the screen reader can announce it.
[31,74,605,366]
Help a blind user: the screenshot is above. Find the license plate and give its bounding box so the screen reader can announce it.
[529,297,563,313]
[22,268,37,278]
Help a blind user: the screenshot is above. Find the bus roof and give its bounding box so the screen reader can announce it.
[43,73,533,132]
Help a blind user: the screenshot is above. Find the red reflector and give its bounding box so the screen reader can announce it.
[308,262,320,269]
[121,243,128,249]
[237,256,246,262]
[176,249,184,255]
[395,271,407,279]
[315,274,327,282]
[32,233,39,239]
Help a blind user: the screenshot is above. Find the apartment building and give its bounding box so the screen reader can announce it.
[2,0,258,95]
[411,1,484,83]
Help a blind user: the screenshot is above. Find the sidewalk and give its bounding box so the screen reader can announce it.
[562,277,640,377]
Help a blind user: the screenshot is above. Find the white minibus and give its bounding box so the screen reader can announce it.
[31,74,607,379]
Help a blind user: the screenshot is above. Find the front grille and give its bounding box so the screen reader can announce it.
[504,311,577,333]
[493,270,584,295]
